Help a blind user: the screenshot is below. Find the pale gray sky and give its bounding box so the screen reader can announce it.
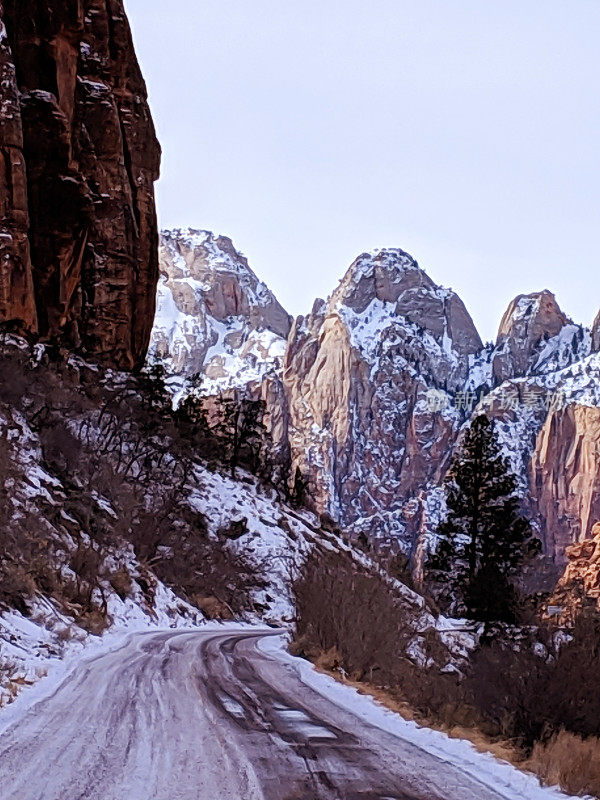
[124,0,599,342]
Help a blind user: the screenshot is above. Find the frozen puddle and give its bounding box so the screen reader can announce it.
[272,704,338,740]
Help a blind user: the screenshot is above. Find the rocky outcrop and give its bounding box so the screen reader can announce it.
[550,522,600,619]
[0,10,37,332]
[492,291,573,383]
[329,250,482,359]
[0,0,160,369]
[150,230,291,391]
[283,249,481,544]
[530,405,600,562]
[592,310,600,352]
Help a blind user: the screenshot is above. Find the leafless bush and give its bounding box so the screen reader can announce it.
[292,548,466,720]
[544,610,600,740]
[466,609,600,749]
[293,548,414,682]
[0,341,265,621]
[0,431,53,614]
[465,637,549,745]
[109,567,133,600]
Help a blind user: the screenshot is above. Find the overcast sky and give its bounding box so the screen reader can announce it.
[124,0,599,342]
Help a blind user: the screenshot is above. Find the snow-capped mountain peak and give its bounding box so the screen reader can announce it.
[149,230,600,575]
[329,247,483,360]
[149,229,291,394]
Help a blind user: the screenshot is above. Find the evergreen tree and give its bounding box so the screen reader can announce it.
[138,359,172,418]
[175,391,214,453]
[238,396,268,476]
[429,414,537,623]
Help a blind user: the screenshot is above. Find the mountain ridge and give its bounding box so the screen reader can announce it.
[150,228,600,596]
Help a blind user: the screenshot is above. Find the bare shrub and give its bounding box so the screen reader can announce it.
[109,567,133,600]
[77,609,110,636]
[38,420,83,475]
[465,638,549,745]
[293,548,413,682]
[292,548,466,721]
[194,595,233,620]
[467,609,600,750]
[544,609,600,739]
[0,563,37,615]
[69,546,105,611]
[56,626,75,643]
[0,432,52,614]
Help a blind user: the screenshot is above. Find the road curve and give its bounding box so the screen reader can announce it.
[0,628,528,800]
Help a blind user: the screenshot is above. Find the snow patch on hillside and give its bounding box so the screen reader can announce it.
[532,324,591,375]
[0,582,204,710]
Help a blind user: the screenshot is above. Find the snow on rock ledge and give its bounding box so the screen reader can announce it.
[149,229,291,395]
[284,247,481,545]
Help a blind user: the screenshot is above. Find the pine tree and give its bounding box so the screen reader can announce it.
[429,414,537,623]
[238,397,268,476]
[175,391,213,451]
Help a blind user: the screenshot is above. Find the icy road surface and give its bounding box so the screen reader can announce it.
[0,628,568,800]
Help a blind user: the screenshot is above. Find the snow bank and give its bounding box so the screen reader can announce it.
[259,635,582,800]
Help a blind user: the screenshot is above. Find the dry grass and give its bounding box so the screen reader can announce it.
[77,609,110,636]
[0,662,35,709]
[55,625,75,642]
[193,595,233,620]
[528,732,600,798]
[314,660,524,765]
[314,659,600,798]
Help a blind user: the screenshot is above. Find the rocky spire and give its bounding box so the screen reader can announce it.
[283,247,482,543]
[150,229,291,388]
[329,249,482,358]
[492,290,571,382]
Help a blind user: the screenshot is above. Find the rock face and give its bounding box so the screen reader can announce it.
[283,249,481,543]
[531,405,600,561]
[149,233,600,573]
[473,341,600,564]
[0,0,160,369]
[492,291,572,383]
[149,230,291,392]
[592,310,600,352]
[550,522,600,619]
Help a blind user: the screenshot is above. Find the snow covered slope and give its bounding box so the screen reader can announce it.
[149,229,291,397]
[0,336,342,705]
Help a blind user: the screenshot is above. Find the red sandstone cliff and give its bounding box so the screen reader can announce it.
[530,405,600,561]
[0,0,160,368]
[550,521,600,619]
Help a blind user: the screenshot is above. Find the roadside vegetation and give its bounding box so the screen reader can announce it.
[292,547,600,797]
[292,414,600,798]
[0,336,299,629]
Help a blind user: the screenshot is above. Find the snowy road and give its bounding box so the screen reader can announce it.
[0,628,564,800]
